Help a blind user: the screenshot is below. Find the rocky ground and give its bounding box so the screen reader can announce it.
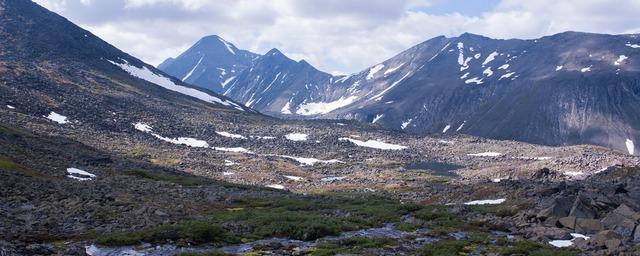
[2,105,640,255]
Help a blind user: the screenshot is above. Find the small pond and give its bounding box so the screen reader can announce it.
[403,161,465,177]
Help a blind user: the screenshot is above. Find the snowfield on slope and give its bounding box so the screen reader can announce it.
[108,59,244,111]
[295,96,357,115]
[339,138,407,150]
[46,111,69,124]
[285,133,308,141]
[464,198,505,205]
[67,168,96,181]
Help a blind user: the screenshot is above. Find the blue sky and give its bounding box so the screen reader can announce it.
[35,0,640,74]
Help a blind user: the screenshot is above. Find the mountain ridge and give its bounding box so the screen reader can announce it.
[160,31,640,154]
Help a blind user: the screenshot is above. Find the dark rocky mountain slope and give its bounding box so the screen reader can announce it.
[158,35,260,93]
[166,32,640,154]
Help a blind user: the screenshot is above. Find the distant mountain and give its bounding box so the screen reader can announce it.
[322,32,640,154]
[158,35,260,93]
[222,48,338,113]
[163,32,640,154]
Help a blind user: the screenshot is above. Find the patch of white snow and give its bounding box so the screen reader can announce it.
[339,138,407,150]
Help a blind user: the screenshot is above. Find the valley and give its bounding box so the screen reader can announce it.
[1,0,640,255]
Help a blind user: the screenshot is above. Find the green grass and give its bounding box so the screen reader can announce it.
[420,240,475,256]
[124,169,254,190]
[0,158,41,177]
[0,124,32,137]
[97,195,424,246]
[97,221,230,246]
[311,237,398,256]
[177,252,231,256]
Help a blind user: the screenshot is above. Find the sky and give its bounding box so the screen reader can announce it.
[34,0,640,75]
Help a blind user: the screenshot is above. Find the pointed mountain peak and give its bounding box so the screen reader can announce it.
[458,32,489,40]
[266,48,284,57]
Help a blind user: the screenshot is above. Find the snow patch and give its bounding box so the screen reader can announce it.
[482,51,499,66]
[276,155,342,166]
[465,77,483,85]
[224,160,236,166]
[384,63,404,75]
[626,43,640,49]
[564,171,584,176]
[67,168,96,181]
[401,119,413,130]
[133,123,209,148]
[464,198,506,205]
[339,137,407,150]
[214,147,251,153]
[6,105,15,109]
[499,72,516,80]
[556,65,563,71]
[498,64,509,70]
[46,112,69,124]
[296,96,357,115]
[456,121,466,132]
[366,64,385,80]
[321,176,346,182]
[284,175,304,181]
[581,66,592,72]
[372,72,412,101]
[281,101,292,114]
[442,125,451,133]
[108,60,244,111]
[468,152,502,157]
[626,139,635,155]
[285,133,308,141]
[221,76,235,88]
[216,131,247,139]
[372,114,384,124]
[219,38,236,55]
[549,233,590,248]
[266,184,285,190]
[134,122,153,132]
[460,72,469,79]
[483,67,493,77]
[182,56,203,81]
[614,55,628,66]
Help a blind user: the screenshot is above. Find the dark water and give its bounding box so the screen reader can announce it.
[403,161,464,177]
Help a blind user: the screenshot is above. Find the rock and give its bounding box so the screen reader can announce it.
[590,230,623,248]
[527,227,571,240]
[604,239,621,250]
[601,204,639,237]
[634,225,640,242]
[575,218,604,233]
[569,195,598,219]
[154,209,168,217]
[612,204,640,221]
[531,168,557,179]
[537,196,575,220]
[558,216,576,229]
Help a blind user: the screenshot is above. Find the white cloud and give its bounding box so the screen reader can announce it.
[34,0,640,74]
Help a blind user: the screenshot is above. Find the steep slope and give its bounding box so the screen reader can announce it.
[173,32,639,154]
[158,35,260,93]
[323,32,640,154]
[0,0,253,129]
[222,49,341,115]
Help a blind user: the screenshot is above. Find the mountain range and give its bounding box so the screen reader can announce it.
[3,1,640,254]
[160,32,640,154]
